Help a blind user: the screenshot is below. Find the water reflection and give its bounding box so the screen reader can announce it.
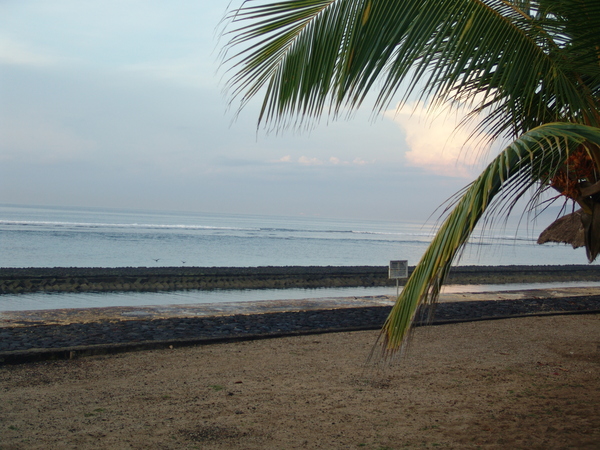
[1,281,600,312]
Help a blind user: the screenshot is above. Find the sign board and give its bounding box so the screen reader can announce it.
[389,260,408,279]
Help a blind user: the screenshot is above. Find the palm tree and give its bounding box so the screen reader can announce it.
[221,0,600,356]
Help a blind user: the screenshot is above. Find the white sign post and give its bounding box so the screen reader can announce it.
[389,260,408,297]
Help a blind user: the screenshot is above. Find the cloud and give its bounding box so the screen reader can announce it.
[384,102,491,178]
[0,38,58,66]
[0,117,96,163]
[298,156,324,165]
[119,56,216,88]
[274,155,373,166]
[352,158,368,166]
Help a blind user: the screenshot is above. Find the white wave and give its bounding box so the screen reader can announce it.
[351,230,435,237]
[0,220,259,232]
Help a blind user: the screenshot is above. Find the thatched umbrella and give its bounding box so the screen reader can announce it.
[537,209,585,249]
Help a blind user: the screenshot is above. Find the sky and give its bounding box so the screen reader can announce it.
[0,0,503,223]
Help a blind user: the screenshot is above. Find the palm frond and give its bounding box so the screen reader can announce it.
[376,122,600,357]
[222,0,600,137]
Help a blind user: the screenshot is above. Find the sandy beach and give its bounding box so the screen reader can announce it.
[1,313,599,449]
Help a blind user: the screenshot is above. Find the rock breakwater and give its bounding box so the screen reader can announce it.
[1,265,600,294]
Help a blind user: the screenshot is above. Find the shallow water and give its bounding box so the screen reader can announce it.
[2,281,600,312]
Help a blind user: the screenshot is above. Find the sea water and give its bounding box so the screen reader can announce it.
[0,203,592,268]
[1,203,597,311]
[3,281,600,312]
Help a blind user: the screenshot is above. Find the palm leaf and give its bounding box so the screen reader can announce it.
[375,123,600,357]
[222,0,600,137]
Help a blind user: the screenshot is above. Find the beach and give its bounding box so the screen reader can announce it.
[1,265,600,448]
[1,314,598,449]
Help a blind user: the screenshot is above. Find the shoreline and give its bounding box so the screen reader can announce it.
[2,264,600,294]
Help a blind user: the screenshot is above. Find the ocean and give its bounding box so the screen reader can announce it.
[1,203,597,311]
[0,203,591,268]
